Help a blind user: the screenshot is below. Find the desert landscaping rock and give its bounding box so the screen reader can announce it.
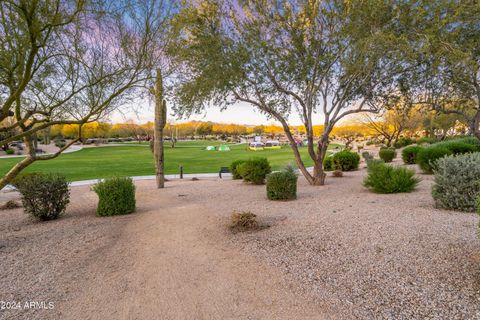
[0,168,479,319]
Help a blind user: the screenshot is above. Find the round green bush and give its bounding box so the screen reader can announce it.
[401,145,423,164]
[363,163,421,193]
[432,152,480,212]
[13,173,70,220]
[332,151,360,171]
[237,157,272,184]
[323,156,334,171]
[393,137,414,148]
[417,146,453,174]
[378,148,396,163]
[266,168,297,200]
[92,176,136,216]
[5,149,14,154]
[229,160,246,179]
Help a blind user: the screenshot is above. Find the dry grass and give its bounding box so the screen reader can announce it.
[332,170,343,177]
[0,200,21,210]
[229,211,260,232]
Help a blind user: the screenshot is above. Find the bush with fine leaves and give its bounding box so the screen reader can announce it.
[323,156,334,171]
[432,152,480,212]
[92,177,136,216]
[332,150,360,171]
[417,146,453,173]
[229,160,246,179]
[237,157,271,184]
[266,166,297,200]
[363,162,420,193]
[402,145,423,164]
[379,147,396,163]
[13,173,70,220]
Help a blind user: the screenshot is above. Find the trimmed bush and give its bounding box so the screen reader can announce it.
[92,177,136,216]
[378,147,396,163]
[323,156,334,171]
[229,160,246,180]
[363,163,420,193]
[402,145,423,164]
[417,146,452,174]
[237,157,271,184]
[266,167,297,200]
[13,173,70,220]
[332,151,360,171]
[432,152,480,212]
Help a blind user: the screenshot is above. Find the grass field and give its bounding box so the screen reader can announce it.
[0,141,341,181]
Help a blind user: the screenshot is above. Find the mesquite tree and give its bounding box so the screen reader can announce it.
[170,0,409,185]
[0,0,170,189]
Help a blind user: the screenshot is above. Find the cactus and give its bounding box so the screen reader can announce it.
[153,69,166,188]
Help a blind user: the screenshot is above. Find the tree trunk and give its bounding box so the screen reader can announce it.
[312,136,329,186]
[153,69,166,189]
[0,135,35,190]
[472,110,480,140]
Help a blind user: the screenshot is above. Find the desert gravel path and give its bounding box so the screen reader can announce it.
[56,187,332,320]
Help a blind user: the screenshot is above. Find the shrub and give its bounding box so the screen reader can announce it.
[237,157,271,184]
[266,167,297,200]
[417,137,438,145]
[229,160,246,180]
[229,211,259,232]
[378,148,396,163]
[362,151,373,161]
[13,173,70,220]
[54,140,66,148]
[366,158,384,168]
[432,152,480,212]
[394,137,414,148]
[5,149,14,155]
[92,177,136,216]
[323,156,334,171]
[332,170,343,177]
[0,200,21,210]
[417,146,452,173]
[402,145,423,164]
[363,163,421,193]
[332,151,360,171]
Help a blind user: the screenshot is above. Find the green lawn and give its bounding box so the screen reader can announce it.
[0,141,341,181]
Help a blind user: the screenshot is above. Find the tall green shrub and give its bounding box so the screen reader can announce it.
[417,146,452,173]
[401,145,423,164]
[266,166,297,200]
[92,177,136,216]
[13,173,70,220]
[237,157,271,184]
[229,160,246,179]
[363,163,420,193]
[432,153,480,212]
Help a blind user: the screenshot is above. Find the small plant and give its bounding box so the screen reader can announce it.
[366,158,385,168]
[416,137,437,145]
[237,157,271,184]
[229,160,246,179]
[401,145,423,164]
[13,173,70,220]
[323,156,334,171]
[54,140,66,148]
[266,167,297,200]
[332,170,343,177]
[417,146,452,174]
[332,151,360,171]
[92,176,136,216]
[5,149,14,155]
[393,137,414,148]
[378,147,396,163]
[229,211,259,232]
[432,153,480,212]
[0,200,21,210]
[363,163,421,193]
[361,151,373,161]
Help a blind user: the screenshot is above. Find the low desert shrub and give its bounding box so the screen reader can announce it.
[393,137,414,148]
[237,157,271,184]
[332,170,343,177]
[332,151,360,171]
[5,149,14,155]
[416,137,438,145]
[417,146,453,173]
[229,211,259,232]
[323,156,334,171]
[363,163,420,193]
[432,152,480,212]
[229,160,246,180]
[13,173,70,220]
[366,158,385,168]
[266,167,297,200]
[402,145,423,164]
[0,200,21,210]
[362,151,373,161]
[92,177,136,216]
[378,147,397,163]
[54,140,66,148]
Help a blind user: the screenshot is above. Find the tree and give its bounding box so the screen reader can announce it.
[0,0,168,188]
[151,69,167,188]
[196,122,213,138]
[170,0,409,185]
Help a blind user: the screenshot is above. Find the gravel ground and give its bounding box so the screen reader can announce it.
[0,161,479,319]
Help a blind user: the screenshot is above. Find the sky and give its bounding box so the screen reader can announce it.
[110,101,311,126]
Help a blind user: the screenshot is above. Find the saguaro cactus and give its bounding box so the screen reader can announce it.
[153,69,166,188]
